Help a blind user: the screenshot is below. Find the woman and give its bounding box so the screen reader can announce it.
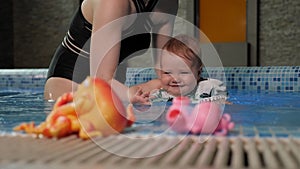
[44,0,178,100]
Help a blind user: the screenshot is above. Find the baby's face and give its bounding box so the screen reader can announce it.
[159,51,199,97]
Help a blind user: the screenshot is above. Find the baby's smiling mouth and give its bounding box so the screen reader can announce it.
[169,84,184,87]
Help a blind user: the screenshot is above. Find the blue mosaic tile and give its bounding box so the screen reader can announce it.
[125,66,300,92]
[0,66,300,92]
[0,69,47,91]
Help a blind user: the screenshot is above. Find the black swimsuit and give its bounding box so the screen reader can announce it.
[47,0,159,83]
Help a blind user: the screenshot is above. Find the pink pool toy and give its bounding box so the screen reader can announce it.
[166,97,191,133]
[166,97,235,136]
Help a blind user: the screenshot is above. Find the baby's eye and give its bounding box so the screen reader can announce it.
[181,72,190,74]
[163,71,171,74]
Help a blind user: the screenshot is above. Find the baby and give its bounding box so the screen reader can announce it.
[129,34,227,104]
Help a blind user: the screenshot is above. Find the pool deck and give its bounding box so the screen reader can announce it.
[0,134,299,169]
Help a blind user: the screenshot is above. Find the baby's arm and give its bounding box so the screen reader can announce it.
[128,79,162,104]
[129,87,150,105]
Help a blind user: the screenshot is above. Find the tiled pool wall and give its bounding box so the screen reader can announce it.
[126,66,300,92]
[0,66,299,92]
[0,69,48,91]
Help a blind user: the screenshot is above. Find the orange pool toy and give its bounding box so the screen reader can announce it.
[14,77,135,139]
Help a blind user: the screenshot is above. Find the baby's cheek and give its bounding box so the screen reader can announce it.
[161,79,170,87]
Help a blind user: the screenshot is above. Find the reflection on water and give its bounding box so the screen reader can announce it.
[0,89,300,137]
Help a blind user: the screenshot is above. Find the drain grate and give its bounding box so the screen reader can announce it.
[0,135,299,169]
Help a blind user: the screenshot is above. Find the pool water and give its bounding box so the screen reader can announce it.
[0,91,53,133]
[227,90,300,137]
[0,89,299,137]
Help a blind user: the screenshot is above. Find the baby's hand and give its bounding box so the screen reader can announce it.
[130,87,151,105]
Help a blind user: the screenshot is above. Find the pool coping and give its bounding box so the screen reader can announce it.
[0,134,299,169]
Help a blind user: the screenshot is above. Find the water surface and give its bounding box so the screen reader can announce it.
[0,89,299,137]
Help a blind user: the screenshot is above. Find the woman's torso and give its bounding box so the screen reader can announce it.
[64,0,158,62]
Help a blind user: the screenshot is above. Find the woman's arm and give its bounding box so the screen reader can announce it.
[151,0,179,75]
[89,0,134,102]
[88,0,178,103]
[129,0,179,103]
[90,0,131,81]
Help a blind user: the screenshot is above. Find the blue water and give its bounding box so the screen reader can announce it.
[226,90,300,137]
[0,91,53,133]
[0,89,300,137]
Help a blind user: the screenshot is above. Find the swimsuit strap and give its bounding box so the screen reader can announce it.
[132,0,145,13]
[145,0,159,12]
[133,0,159,12]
